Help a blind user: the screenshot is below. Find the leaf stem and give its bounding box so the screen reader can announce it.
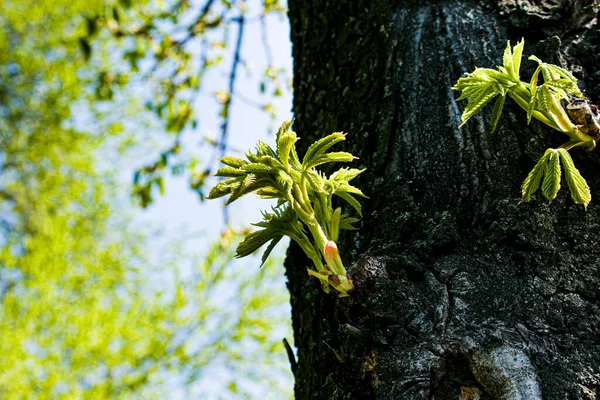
[508,87,559,130]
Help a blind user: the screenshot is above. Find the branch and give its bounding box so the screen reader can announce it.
[217,15,245,225]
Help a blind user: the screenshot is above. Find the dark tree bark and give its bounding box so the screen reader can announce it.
[285,1,600,399]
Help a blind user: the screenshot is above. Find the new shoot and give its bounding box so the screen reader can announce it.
[207,121,366,297]
[453,39,599,207]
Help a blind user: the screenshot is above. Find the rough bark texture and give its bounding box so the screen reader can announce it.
[285,0,600,399]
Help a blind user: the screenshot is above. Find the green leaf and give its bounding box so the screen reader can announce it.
[336,183,367,198]
[275,120,293,142]
[459,87,499,128]
[521,149,552,203]
[541,150,561,201]
[490,94,506,132]
[546,64,577,83]
[288,144,302,170]
[511,38,525,79]
[258,155,285,170]
[236,228,277,258]
[245,150,259,163]
[546,78,581,98]
[529,66,541,94]
[255,187,281,199]
[527,67,540,124]
[225,174,270,205]
[547,78,577,91]
[260,235,283,266]
[255,141,278,158]
[329,168,365,183]
[302,151,355,171]
[207,120,364,296]
[302,133,346,169]
[528,55,543,65]
[473,68,512,85]
[330,207,341,241]
[303,170,326,193]
[214,166,246,177]
[540,63,559,82]
[536,85,553,112]
[220,156,246,168]
[502,40,514,75]
[246,141,277,163]
[241,163,276,174]
[276,127,298,170]
[334,190,362,216]
[340,215,360,230]
[276,170,294,203]
[207,178,241,199]
[557,148,591,208]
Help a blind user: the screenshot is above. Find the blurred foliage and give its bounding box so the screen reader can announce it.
[0,0,292,398]
[81,0,289,207]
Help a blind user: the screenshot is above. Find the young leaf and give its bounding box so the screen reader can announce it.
[288,143,303,170]
[329,168,365,183]
[458,86,499,127]
[521,149,552,203]
[258,155,285,170]
[511,38,525,79]
[336,183,367,198]
[536,85,553,113]
[557,148,591,208]
[546,64,577,84]
[255,187,281,199]
[330,207,342,241]
[260,235,283,267]
[302,133,346,169]
[276,170,294,203]
[275,120,293,143]
[529,66,541,95]
[220,156,246,168]
[236,228,278,258]
[502,40,514,78]
[215,166,246,177]
[541,150,561,201]
[546,79,581,98]
[207,178,241,199]
[526,67,540,124]
[255,141,278,158]
[540,63,559,82]
[302,151,355,171]
[490,94,506,132]
[340,215,360,230]
[303,170,326,194]
[225,174,270,205]
[241,163,276,174]
[276,123,298,169]
[456,41,594,206]
[334,190,362,217]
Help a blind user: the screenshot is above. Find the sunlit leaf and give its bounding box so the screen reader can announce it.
[521,149,552,203]
[302,132,346,169]
[490,94,506,132]
[541,150,561,202]
[558,148,591,208]
[511,38,525,79]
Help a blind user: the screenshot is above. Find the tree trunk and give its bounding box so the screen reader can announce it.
[285,0,600,398]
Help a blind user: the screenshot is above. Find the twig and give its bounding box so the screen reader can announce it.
[259,15,273,68]
[218,14,245,225]
[199,0,216,21]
